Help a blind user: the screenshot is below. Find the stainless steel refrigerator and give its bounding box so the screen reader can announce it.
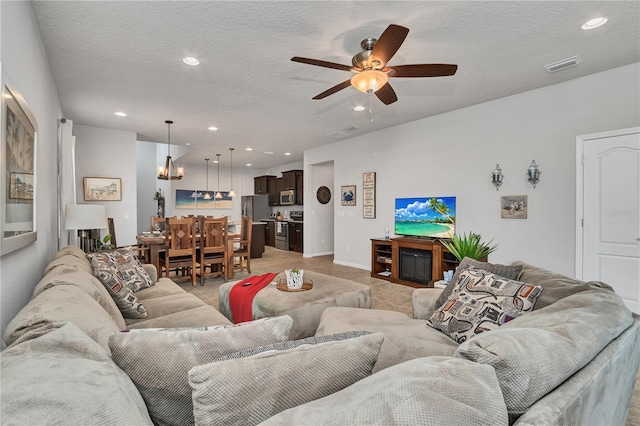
[241,195,271,221]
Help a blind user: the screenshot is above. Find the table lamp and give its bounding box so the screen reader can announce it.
[64,204,108,252]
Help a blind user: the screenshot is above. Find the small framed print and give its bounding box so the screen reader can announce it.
[341,185,356,206]
[9,172,34,200]
[501,195,527,219]
[83,177,122,201]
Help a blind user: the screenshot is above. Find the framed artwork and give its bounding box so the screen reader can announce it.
[83,177,122,201]
[1,83,38,256]
[501,195,527,219]
[175,189,233,209]
[341,185,356,206]
[363,172,376,218]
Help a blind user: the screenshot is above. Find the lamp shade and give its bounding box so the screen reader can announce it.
[64,204,108,230]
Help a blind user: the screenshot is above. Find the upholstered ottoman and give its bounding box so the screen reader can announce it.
[219,271,371,339]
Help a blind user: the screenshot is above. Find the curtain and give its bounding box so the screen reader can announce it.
[57,118,76,249]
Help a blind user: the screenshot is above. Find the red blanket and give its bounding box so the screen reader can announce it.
[229,273,278,323]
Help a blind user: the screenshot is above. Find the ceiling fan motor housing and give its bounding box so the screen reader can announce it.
[352,38,381,70]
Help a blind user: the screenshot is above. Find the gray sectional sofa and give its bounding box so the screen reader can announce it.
[1,246,639,425]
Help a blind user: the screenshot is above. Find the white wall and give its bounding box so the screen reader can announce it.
[305,63,640,276]
[136,140,159,232]
[305,161,334,256]
[73,125,138,246]
[0,2,63,331]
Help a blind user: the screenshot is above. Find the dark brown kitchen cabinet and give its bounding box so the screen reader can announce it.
[282,170,302,190]
[288,222,303,253]
[274,177,284,205]
[295,172,303,205]
[265,221,275,247]
[254,175,276,195]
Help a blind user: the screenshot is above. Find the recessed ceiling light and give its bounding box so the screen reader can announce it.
[581,17,608,30]
[208,126,218,131]
[245,147,253,151]
[183,57,200,66]
[353,105,366,112]
[284,152,292,156]
[185,143,192,146]
[114,111,127,117]
[246,163,252,167]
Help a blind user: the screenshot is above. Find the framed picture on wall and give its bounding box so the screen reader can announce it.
[363,172,376,218]
[83,177,122,201]
[341,185,356,206]
[501,195,527,219]
[1,83,38,256]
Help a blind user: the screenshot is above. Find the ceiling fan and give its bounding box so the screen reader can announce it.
[291,24,458,105]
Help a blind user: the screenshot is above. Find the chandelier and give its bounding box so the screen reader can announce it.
[157,120,184,180]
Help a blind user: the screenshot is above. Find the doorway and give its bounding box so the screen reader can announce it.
[576,127,640,313]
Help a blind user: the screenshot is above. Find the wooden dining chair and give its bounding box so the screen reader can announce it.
[196,216,228,285]
[232,215,253,275]
[159,216,197,286]
[151,216,165,232]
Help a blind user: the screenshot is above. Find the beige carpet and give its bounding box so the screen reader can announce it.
[178,246,639,425]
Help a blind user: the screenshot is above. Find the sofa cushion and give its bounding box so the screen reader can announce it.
[511,261,613,310]
[3,285,121,354]
[135,277,186,300]
[53,244,89,261]
[123,293,205,325]
[44,253,93,275]
[315,307,458,373]
[436,257,523,309]
[1,321,152,425]
[32,264,126,330]
[87,247,154,292]
[89,255,147,319]
[260,356,508,426]
[125,305,232,329]
[454,288,633,420]
[109,315,293,426]
[189,332,384,426]
[427,268,542,343]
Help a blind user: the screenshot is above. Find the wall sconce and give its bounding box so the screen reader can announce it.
[491,164,504,190]
[527,160,541,188]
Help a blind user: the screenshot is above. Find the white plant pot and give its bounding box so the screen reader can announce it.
[285,269,304,289]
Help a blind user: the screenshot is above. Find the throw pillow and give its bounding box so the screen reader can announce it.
[260,356,508,426]
[108,315,293,426]
[88,247,154,293]
[88,254,147,319]
[435,257,523,309]
[188,332,384,426]
[427,267,542,343]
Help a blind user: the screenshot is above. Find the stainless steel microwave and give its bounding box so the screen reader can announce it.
[280,190,295,205]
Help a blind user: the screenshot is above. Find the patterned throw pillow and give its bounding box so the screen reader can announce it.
[88,255,147,319]
[88,248,154,292]
[427,267,542,343]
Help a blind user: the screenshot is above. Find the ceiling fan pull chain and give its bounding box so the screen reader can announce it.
[368,90,374,122]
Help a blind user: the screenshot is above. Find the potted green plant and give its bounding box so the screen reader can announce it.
[440,232,497,261]
[94,234,116,252]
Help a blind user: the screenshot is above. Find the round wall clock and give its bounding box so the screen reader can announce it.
[316,186,331,204]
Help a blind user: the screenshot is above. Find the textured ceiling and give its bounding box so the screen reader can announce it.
[31,1,640,169]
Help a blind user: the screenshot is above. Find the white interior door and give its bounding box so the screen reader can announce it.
[578,128,640,313]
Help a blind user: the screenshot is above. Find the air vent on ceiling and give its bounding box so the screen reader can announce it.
[544,55,583,73]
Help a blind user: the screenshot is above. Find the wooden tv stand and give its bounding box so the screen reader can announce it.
[371,237,459,288]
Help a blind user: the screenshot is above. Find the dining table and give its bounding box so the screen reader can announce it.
[136,232,241,281]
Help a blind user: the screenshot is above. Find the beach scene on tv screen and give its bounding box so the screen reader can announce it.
[395,197,456,239]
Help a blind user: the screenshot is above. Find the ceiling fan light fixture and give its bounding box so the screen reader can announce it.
[350,70,388,93]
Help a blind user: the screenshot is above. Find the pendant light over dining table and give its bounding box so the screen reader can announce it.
[215,153,223,199]
[228,147,236,197]
[203,158,212,200]
[157,120,184,180]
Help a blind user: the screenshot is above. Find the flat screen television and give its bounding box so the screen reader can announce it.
[394,196,456,239]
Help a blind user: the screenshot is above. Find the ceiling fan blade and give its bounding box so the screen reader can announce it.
[385,64,458,78]
[291,57,353,72]
[369,24,409,67]
[312,80,353,100]
[375,82,398,105]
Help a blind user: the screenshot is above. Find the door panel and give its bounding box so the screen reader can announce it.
[583,131,640,313]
